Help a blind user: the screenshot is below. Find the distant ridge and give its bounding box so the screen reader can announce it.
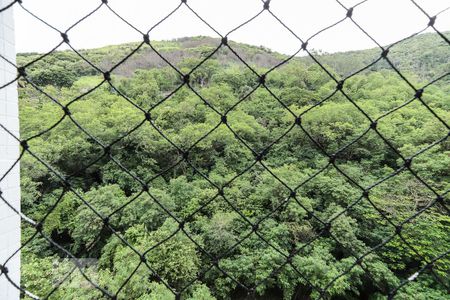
[17,31,449,84]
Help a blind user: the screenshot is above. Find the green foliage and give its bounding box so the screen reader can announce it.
[18,34,450,299]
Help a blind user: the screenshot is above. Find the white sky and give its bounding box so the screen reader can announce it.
[13,0,450,55]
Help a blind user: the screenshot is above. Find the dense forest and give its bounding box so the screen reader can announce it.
[16,31,450,299]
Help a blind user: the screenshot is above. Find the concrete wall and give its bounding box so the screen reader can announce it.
[0,1,21,299]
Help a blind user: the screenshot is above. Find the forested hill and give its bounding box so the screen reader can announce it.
[17,29,450,300]
[17,31,450,87]
[312,31,450,82]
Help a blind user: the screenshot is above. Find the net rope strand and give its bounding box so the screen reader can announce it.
[0,0,449,299]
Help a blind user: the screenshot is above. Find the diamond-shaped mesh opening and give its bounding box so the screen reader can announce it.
[226,10,300,57]
[306,17,378,60]
[351,0,429,46]
[1,0,450,299]
[66,6,143,52]
[267,0,345,50]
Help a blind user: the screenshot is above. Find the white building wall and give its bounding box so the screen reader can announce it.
[0,1,21,299]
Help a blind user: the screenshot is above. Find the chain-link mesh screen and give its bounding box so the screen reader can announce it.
[1,0,449,299]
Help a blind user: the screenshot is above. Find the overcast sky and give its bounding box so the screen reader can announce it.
[13,0,450,55]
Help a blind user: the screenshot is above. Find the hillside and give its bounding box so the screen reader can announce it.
[315,31,450,81]
[17,31,450,87]
[17,30,450,300]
